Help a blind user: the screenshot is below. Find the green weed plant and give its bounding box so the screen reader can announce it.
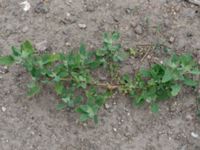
[0,32,199,123]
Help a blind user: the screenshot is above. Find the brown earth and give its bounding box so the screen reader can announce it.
[0,0,200,150]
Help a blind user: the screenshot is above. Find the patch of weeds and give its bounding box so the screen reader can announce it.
[0,32,199,123]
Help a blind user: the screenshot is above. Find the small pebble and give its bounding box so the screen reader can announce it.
[125,8,132,14]
[130,22,137,28]
[113,101,117,105]
[65,42,71,47]
[191,132,199,138]
[35,40,48,52]
[104,103,111,109]
[22,26,29,33]
[20,1,31,12]
[135,25,143,35]
[185,114,193,120]
[34,2,49,14]
[113,128,117,132]
[2,106,6,112]
[169,36,175,43]
[66,12,71,17]
[147,55,151,59]
[31,131,35,135]
[180,145,187,150]
[78,23,87,29]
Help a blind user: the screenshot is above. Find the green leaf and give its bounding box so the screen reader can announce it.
[62,97,71,103]
[77,105,95,118]
[171,84,181,96]
[79,43,86,56]
[56,102,67,110]
[21,41,34,57]
[62,97,74,107]
[112,32,120,41]
[12,46,21,57]
[41,54,61,65]
[189,70,200,75]
[162,69,173,83]
[110,44,121,52]
[93,115,98,124]
[0,55,15,65]
[113,51,128,62]
[103,32,111,44]
[96,49,107,57]
[140,68,151,77]
[55,82,64,95]
[80,114,90,122]
[27,82,40,97]
[183,78,198,87]
[151,103,159,113]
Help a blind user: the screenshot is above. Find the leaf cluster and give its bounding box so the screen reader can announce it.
[0,32,125,123]
[120,54,200,112]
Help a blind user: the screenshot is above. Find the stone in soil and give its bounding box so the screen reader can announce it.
[188,0,200,6]
[135,25,143,35]
[1,106,6,112]
[85,2,96,12]
[113,127,117,132]
[191,132,199,138]
[34,2,49,14]
[0,66,9,74]
[104,103,111,109]
[130,22,137,28]
[22,26,29,33]
[35,40,49,52]
[169,36,175,43]
[78,23,87,29]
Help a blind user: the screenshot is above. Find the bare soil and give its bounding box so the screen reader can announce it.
[0,0,200,150]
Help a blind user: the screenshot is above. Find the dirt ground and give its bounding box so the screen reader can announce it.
[0,0,200,150]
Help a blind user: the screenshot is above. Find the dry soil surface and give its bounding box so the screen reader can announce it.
[0,0,200,150]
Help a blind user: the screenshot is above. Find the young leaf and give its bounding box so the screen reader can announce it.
[41,54,61,65]
[112,32,120,41]
[55,82,64,95]
[21,41,34,57]
[0,55,15,65]
[189,70,200,75]
[171,84,181,96]
[27,82,40,97]
[56,102,67,110]
[80,114,90,122]
[151,103,159,113]
[162,69,173,83]
[12,46,21,57]
[96,49,107,57]
[113,51,127,62]
[79,43,86,56]
[93,115,98,124]
[62,97,71,103]
[183,78,198,87]
[62,97,74,107]
[103,32,111,44]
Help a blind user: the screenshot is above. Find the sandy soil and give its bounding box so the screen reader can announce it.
[0,0,200,150]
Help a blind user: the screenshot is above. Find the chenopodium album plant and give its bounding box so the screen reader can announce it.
[0,32,199,123]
